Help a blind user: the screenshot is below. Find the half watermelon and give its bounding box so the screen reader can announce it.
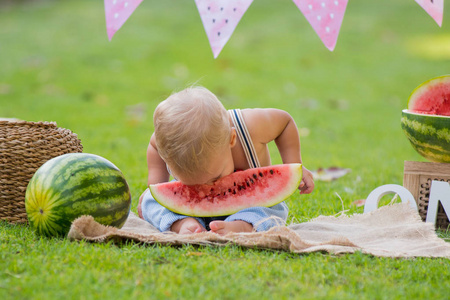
[401,75,450,163]
[149,164,302,217]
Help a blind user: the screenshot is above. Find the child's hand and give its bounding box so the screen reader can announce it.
[137,193,144,219]
[299,166,314,194]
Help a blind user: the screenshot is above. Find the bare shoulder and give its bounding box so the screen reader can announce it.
[240,108,292,143]
[240,108,290,123]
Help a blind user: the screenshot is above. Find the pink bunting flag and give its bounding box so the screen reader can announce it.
[195,0,254,58]
[292,0,348,51]
[415,0,444,27]
[105,0,143,41]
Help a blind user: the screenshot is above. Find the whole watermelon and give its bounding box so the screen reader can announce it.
[25,153,131,237]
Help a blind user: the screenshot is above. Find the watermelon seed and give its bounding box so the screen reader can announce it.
[246,181,250,187]
[259,172,263,177]
[250,178,254,184]
[233,190,236,194]
[270,169,274,175]
[234,182,237,186]
[253,174,257,179]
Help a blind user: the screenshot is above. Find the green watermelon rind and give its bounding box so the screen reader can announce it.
[25,153,132,237]
[407,74,450,111]
[401,109,450,163]
[149,164,303,217]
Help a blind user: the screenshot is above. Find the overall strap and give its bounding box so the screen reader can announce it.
[229,109,261,169]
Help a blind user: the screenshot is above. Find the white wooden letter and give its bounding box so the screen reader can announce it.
[364,184,418,213]
[425,180,450,225]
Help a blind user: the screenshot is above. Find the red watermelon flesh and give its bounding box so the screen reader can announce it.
[408,75,450,116]
[149,164,302,217]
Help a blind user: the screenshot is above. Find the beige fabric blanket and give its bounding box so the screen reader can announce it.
[68,203,450,258]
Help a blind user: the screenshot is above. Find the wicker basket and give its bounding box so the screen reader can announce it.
[0,120,83,224]
[403,161,450,230]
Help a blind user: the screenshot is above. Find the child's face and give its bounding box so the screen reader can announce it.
[171,145,235,186]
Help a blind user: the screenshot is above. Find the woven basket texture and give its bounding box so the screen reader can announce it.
[0,120,83,224]
[417,178,450,230]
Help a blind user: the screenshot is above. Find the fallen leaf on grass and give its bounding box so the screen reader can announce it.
[185,252,204,257]
[328,98,349,111]
[311,167,351,181]
[352,199,366,207]
[0,83,11,94]
[298,127,310,137]
[295,98,320,110]
[125,103,147,125]
[164,291,172,297]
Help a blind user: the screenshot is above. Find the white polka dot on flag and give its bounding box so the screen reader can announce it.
[105,0,143,41]
[292,0,348,51]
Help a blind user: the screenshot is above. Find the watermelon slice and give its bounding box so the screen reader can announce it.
[149,164,302,217]
[408,75,450,116]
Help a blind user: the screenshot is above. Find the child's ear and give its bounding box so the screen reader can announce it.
[230,128,237,147]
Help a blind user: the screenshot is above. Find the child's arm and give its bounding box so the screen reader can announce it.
[246,108,314,194]
[146,133,170,185]
[137,133,170,219]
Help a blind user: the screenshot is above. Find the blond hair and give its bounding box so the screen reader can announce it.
[154,86,231,176]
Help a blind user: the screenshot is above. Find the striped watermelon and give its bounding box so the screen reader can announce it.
[401,110,450,163]
[25,153,131,237]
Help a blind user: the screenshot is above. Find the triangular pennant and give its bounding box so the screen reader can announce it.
[105,0,143,41]
[195,0,254,58]
[292,0,348,51]
[415,0,444,27]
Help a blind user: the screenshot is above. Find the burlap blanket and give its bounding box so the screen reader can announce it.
[68,203,450,258]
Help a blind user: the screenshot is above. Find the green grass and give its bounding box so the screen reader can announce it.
[1,0,450,298]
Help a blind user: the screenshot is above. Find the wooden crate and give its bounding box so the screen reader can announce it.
[403,161,450,229]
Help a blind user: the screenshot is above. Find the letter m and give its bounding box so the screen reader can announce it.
[426,180,450,226]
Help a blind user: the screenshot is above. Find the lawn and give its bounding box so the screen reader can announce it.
[1,0,450,298]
